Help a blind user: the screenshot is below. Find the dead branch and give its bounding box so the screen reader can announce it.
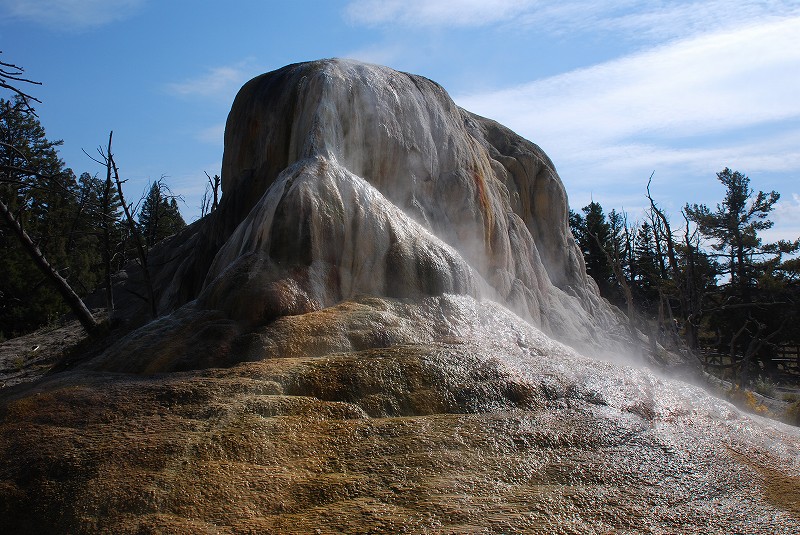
[0,196,97,334]
[105,132,157,318]
[0,53,42,112]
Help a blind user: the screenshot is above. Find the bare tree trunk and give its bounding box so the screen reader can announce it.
[738,317,785,385]
[100,132,116,314]
[108,138,157,318]
[0,196,98,335]
[649,320,659,360]
[589,228,638,342]
[647,174,693,349]
[729,320,749,380]
[681,212,699,350]
[205,171,220,212]
[657,289,666,347]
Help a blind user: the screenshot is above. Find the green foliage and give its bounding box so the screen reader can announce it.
[685,168,783,287]
[0,97,107,335]
[629,221,661,310]
[753,376,776,398]
[569,201,616,298]
[570,167,798,384]
[685,168,799,381]
[1,97,68,334]
[138,180,186,248]
[0,97,189,338]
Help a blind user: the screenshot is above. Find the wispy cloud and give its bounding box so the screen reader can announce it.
[165,61,256,101]
[456,16,800,172]
[0,0,145,30]
[345,0,799,37]
[345,0,537,28]
[517,0,800,41]
[451,13,800,239]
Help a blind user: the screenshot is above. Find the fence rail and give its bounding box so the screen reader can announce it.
[700,345,800,379]
[774,346,800,375]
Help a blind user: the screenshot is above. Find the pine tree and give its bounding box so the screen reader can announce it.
[686,168,800,381]
[138,180,186,248]
[0,97,99,335]
[570,201,615,297]
[631,221,660,310]
[685,168,782,290]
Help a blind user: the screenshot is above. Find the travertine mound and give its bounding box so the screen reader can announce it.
[109,58,619,372]
[2,60,798,533]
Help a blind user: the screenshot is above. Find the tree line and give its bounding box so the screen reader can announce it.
[0,95,188,339]
[570,171,800,384]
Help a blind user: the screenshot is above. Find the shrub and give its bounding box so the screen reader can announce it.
[753,376,776,398]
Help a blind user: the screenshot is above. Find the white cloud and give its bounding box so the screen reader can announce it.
[519,0,800,41]
[451,15,800,241]
[765,192,800,243]
[565,127,800,179]
[165,61,256,101]
[456,16,800,163]
[345,0,799,37]
[0,0,144,30]
[345,0,537,28]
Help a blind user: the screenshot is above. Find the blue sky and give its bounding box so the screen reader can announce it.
[2,0,799,244]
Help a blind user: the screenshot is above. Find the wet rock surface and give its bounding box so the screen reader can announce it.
[114,58,618,353]
[1,60,799,533]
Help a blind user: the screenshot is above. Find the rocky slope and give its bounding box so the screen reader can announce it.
[1,59,799,533]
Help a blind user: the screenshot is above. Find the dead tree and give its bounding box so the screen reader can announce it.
[204,171,220,215]
[100,134,116,313]
[106,133,157,318]
[646,173,690,347]
[88,132,157,318]
[588,223,639,343]
[0,196,98,334]
[0,53,41,112]
[0,56,98,335]
[681,211,702,350]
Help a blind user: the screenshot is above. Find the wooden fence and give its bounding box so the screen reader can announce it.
[774,345,800,376]
[700,344,800,380]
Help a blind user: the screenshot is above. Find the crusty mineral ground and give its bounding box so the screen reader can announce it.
[1,297,799,534]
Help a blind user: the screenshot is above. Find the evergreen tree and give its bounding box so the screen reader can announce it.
[630,221,661,310]
[685,168,782,289]
[0,97,100,335]
[1,97,70,334]
[138,180,186,248]
[686,168,800,381]
[570,201,615,297]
